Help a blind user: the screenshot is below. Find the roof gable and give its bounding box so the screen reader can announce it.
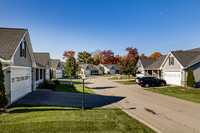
[0,28,27,60]
[34,53,50,68]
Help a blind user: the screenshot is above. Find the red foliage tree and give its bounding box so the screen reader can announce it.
[63,51,75,61]
[101,50,117,64]
[125,47,139,61]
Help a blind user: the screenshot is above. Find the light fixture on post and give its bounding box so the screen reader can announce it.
[81,74,86,110]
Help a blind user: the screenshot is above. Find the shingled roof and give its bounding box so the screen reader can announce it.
[51,59,61,69]
[0,28,27,60]
[78,63,98,70]
[139,59,156,69]
[34,53,50,68]
[171,51,200,68]
[101,64,120,70]
[145,55,167,70]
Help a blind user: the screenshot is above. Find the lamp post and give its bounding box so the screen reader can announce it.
[81,74,86,110]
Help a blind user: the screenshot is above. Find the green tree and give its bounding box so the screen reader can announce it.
[187,68,195,87]
[0,61,8,108]
[120,59,137,81]
[77,51,93,63]
[65,56,78,85]
[101,67,105,75]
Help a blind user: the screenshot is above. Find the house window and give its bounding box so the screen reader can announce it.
[16,77,21,82]
[40,69,43,79]
[36,69,39,81]
[20,41,26,58]
[169,57,174,65]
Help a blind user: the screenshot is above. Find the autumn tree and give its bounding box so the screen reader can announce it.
[77,51,93,63]
[139,53,147,59]
[92,50,102,65]
[120,47,139,81]
[0,61,8,108]
[63,51,75,60]
[101,50,116,64]
[148,52,162,59]
[176,50,183,52]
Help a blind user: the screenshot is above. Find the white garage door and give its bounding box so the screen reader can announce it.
[11,67,32,103]
[163,71,181,86]
[56,70,63,79]
[85,70,91,75]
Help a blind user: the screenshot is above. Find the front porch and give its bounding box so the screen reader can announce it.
[144,70,162,79]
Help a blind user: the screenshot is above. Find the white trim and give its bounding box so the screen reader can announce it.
[0,58,11,63]
[11,66,32,69]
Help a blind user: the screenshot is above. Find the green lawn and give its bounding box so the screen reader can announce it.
[52,79,82,82]
[56,84,95,94]
[0,106,155,133]
[146,86,200,104]
[114,80,137,85]
[108,75,135,80]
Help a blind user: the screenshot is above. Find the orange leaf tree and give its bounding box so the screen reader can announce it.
[148,52,162,59]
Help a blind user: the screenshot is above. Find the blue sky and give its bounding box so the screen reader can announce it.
[0,0,200,60]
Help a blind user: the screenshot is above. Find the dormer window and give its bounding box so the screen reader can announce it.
[20,41,26,58]
[169,57,174,65]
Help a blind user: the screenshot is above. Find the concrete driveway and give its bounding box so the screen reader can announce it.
[14,91,125,108]
[86,77,200,133]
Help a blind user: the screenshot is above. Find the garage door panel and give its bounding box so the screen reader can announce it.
[163,71,181,86]
[11,67,31,103]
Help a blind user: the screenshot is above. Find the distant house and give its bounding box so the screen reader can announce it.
[0,28,36,104]
[78,63,102,75]
[51,59,64,79]
[100,64,120,74]
[33,53,51,89]
[137,48,200,87]
[161,49,200,86]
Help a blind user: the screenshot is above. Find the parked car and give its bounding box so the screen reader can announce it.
[138,77,166,87]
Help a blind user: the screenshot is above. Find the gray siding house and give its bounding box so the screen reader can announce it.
[161,49,200,87]
[78,63,102,75]
[33,53,51,89]
[0,28,36,104]
[100,64,120,74]
[51,59,64,79]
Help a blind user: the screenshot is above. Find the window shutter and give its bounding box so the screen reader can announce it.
[20,42,22,57]
[172,57,174,65]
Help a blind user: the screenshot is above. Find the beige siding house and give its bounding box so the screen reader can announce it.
[0,28,36,104]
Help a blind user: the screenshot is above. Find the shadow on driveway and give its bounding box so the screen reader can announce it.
[13,91,125,108]
[91,86,116,89]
